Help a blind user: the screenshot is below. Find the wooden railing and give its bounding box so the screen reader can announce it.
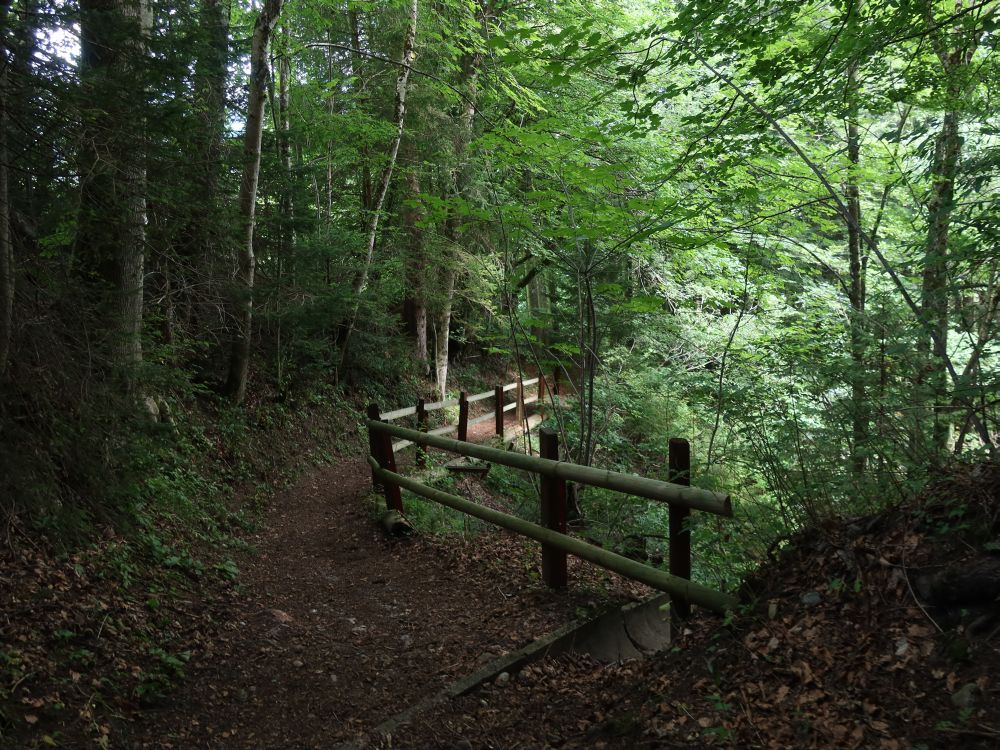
[378,375,550,452]
[364,405,737,616]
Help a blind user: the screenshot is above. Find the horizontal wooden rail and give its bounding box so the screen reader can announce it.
[466,389,494,404]
[380,405,418,421]
[467,411,495,427]
[419,397,460,413]
[366,457,736,614]
[368,420,731,516]
[381,371,549,450]
[379,377,538,421]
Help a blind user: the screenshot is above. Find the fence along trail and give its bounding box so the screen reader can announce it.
[366,372,737,617]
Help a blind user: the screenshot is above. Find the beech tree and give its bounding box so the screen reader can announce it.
[1,0,997,537]
[227,0,283,405]
[75,0,152,386]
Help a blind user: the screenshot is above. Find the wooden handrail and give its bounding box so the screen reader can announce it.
[378,371,550,454]
[366,456,737,614]
[379,377,537,421]
[368,420,732,516]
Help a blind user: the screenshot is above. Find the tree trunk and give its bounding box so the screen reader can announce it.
[433,45,483,397]
[435,267,456,400]
[914,2,980,454]
[190,0,229,313]
[351,0,417,296]
[348,9,373,215]
[77,0,151,387]
[919,103,960,453]
[845,61,868,477]
[0,0,13,375]
[225,0,283,404]
[403,167,429,372]
[338,0,418,370]
[277,27,294,275]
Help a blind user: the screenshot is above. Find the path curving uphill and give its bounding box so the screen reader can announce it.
[127,416,642,748]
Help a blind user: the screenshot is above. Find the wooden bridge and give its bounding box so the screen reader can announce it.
[365,374,737,616]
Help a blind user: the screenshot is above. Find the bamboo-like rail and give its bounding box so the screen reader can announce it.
[368,420,731,516]
[378,377,540,422]
[367,456,737,614]
[381,374,546,453]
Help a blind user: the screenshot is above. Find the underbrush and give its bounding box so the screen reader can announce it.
[0,379,363,748]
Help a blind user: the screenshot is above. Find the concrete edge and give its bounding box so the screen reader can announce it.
[336,593,672,748]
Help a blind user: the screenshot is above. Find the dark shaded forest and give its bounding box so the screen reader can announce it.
[1,0,999,745]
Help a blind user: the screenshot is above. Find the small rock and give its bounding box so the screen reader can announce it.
[400,635,413,650]
[455,741,473,750]
[292,659,304,669]
[800,591,822,607]
[495,672,510,687]
[951,683,980,709]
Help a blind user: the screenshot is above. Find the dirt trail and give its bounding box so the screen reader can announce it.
[127,416,633,749]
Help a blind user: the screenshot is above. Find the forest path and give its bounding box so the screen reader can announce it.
[127,416,609,749]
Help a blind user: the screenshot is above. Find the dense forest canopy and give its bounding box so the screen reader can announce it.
[1,0,998,570]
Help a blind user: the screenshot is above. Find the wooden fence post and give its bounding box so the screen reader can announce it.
[539,428,568,588]
[367,403,403,512]
[458,391,469,441]
[515,378,525,424]
[668,438,692,620]
[494,385,503,436]
[416,398,428,467]
[538,374,546,419]
[366,404,382,490]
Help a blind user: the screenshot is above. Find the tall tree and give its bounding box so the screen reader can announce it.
[434,3,486,399]
[76,0,152,386]
[188,0,230,321]
[352,0,418,296]
[226,0,284,404]
[0,0,12,375]
[917,0,984,453]
[844,59,868,477]
[338,0,419,369]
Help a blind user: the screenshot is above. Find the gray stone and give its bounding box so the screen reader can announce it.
[952,683,980,709]
[800,591,822,607]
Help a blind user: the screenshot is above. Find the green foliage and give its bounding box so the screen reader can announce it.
[4,0,999,617]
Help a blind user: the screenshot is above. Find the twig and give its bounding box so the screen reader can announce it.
[934,725,1000,740]
[901,558,944,634]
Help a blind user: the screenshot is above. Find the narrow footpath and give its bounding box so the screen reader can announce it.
[126,421,641,749]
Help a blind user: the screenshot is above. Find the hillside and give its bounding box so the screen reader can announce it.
[4,440,997,748]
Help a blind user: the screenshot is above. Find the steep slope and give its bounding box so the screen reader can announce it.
[382,463,1000,749]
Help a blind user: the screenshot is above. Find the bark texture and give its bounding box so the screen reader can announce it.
[338,0,418,370]
[435,44,483,399]
[226,0,283,404]
[77,0,152,384]
[351,0,418,296]
[0,0,13,375]
[189,0,229,319]
[845,61,868,477]
[915,1,981,453]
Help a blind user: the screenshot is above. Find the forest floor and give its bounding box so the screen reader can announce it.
[376,463,1000,750]
[115,414,650,748]
[4,411,1000,749]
